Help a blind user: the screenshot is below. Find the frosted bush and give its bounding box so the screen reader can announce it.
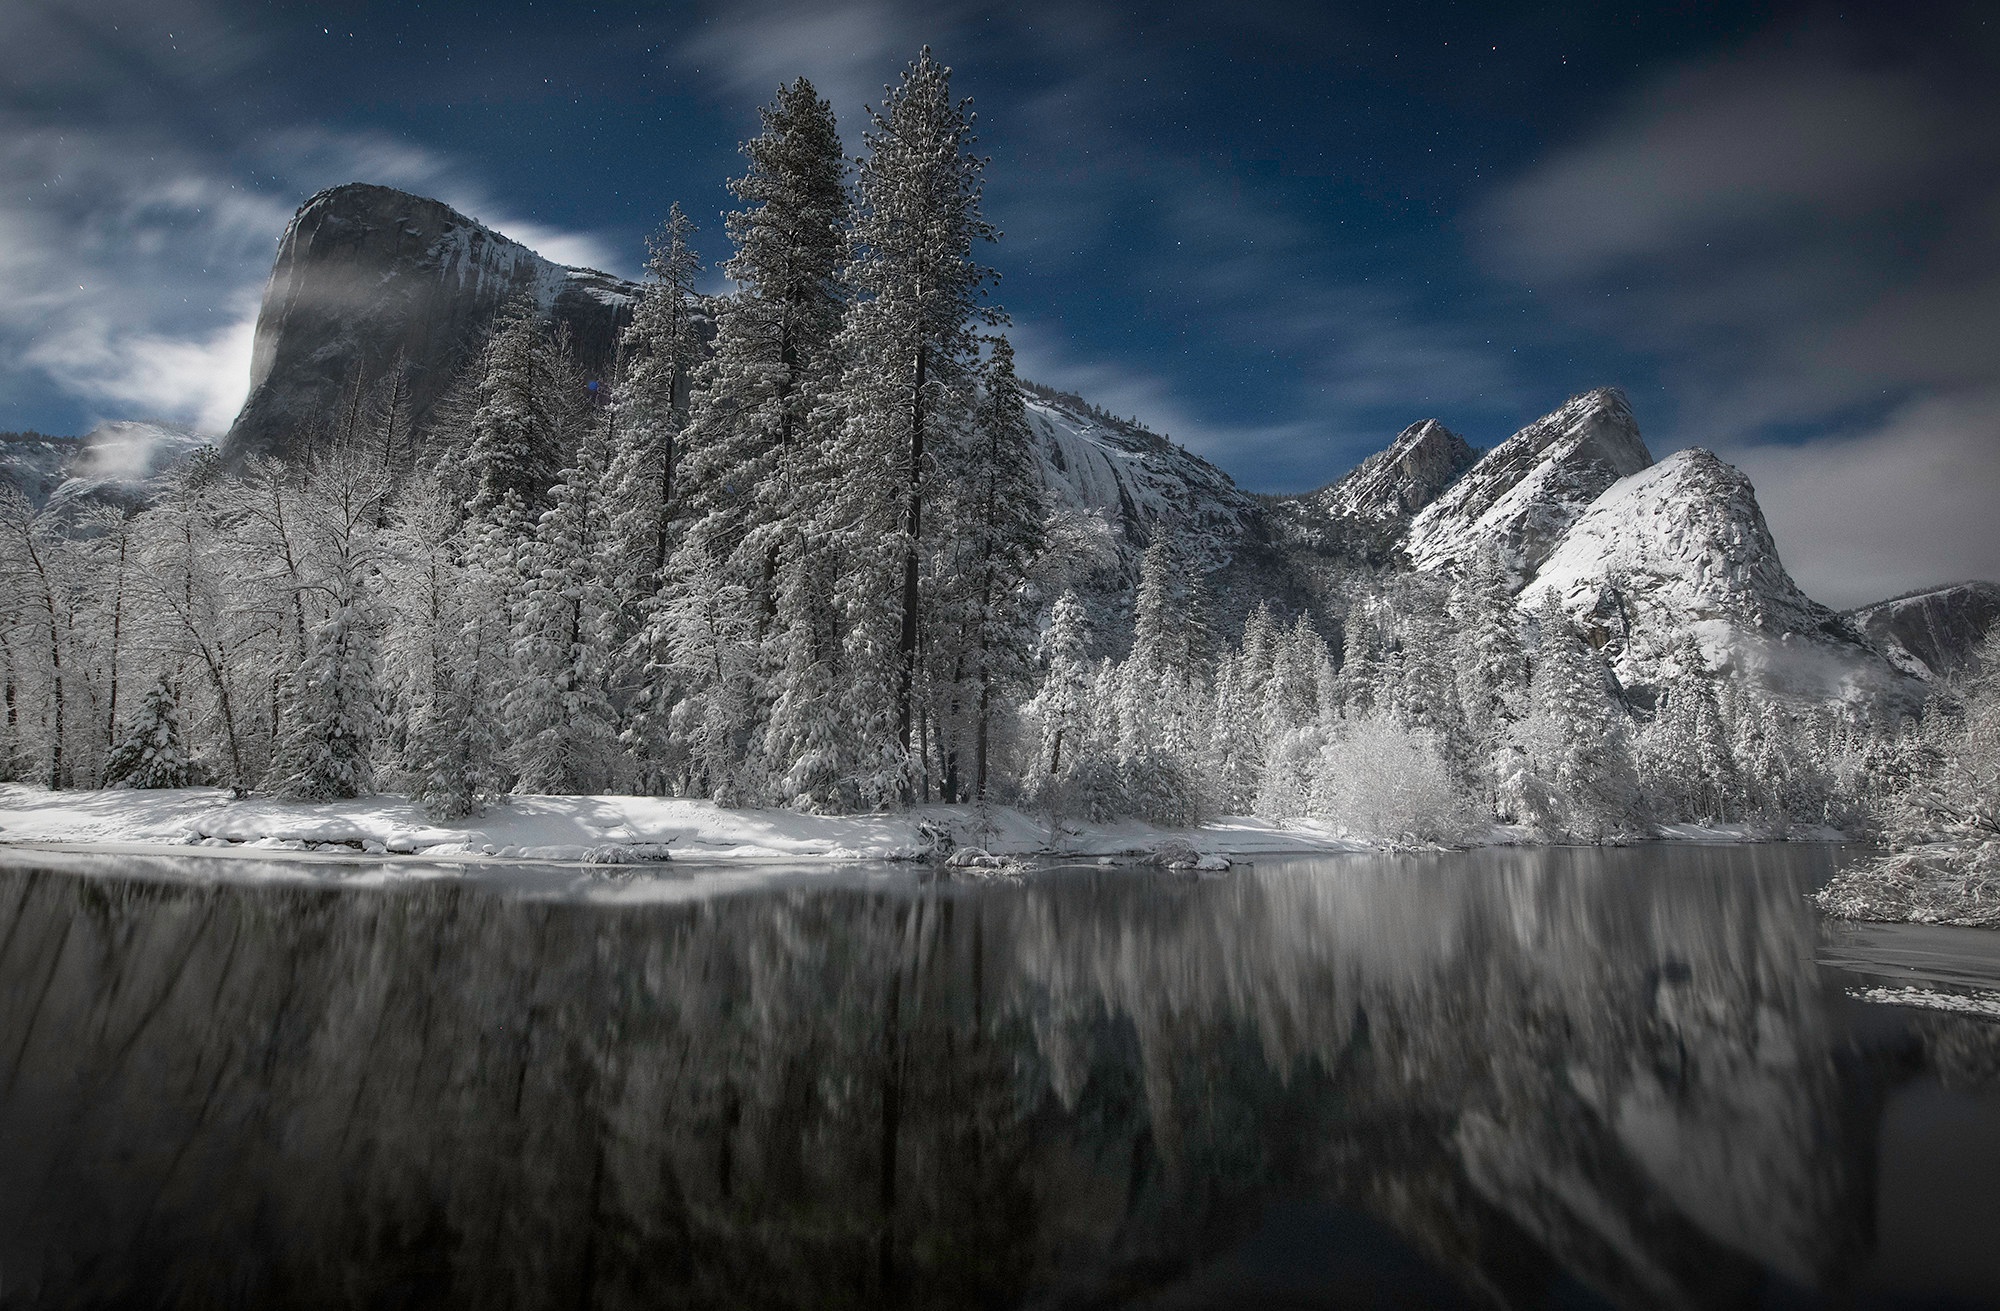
[1310,714,1473,844]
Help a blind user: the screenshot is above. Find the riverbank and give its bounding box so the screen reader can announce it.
[0,784,1389,866]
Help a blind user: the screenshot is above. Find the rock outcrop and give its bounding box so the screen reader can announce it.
[223,183,638,462]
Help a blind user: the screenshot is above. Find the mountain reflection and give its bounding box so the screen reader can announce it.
[0,846,1982,1308]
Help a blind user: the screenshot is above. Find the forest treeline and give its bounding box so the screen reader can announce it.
[1,53,1987,844]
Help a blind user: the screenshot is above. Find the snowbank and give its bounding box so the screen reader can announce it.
[1814,840,2000,929]
[0,785,1376,867]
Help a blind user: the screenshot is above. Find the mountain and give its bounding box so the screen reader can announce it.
[1020,384,1304,645]
[1518,448,1914,708]
[223,183,639,462]
[1,421,209,519]
[1402,388,1653,581]
[1847,582,2000,679]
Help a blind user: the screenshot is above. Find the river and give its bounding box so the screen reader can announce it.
[2,843,1998,1308]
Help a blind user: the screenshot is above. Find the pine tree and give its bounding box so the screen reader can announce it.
[610,202,704,599]
[828,48,1000,795]
[103,677,197,788]
[944,335,1045,798]
[463,299,554,538]
[674,79,847,611]
[505,352,623,796]
[1509,593,1644,841]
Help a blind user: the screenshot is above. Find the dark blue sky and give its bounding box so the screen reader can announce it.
[4,1,1996,604]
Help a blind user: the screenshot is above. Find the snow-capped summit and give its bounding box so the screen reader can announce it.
[224,183,640,463]
[1518,448,1914,708]
[1403,388,1652,580]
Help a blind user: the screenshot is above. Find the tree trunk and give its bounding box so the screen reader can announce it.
[896,343,925,762]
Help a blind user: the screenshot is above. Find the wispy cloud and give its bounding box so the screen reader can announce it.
[1478,19,2000,601]
[0,1,621,435]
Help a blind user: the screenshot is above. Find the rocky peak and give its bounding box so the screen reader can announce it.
[1309,418,1479,526]
[1402,387,1653,580]
[224,183,639,462]
[1518,448,1914,709]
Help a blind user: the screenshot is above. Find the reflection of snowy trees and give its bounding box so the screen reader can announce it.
[1,847,1957,1305]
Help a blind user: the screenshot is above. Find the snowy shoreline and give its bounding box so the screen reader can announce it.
[0,784,1383,867]
[0,784,1853,871]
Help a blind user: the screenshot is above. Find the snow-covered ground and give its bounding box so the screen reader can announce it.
[0,785,1381,867]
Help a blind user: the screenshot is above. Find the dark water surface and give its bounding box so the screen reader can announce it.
[3,843,1999,1309]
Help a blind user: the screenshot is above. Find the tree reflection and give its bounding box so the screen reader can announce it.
[0,847,1983,1308]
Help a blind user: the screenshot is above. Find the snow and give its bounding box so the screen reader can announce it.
[1516,448,1916,708]
[1848,986,2000,1020]
[0,785,1375,868]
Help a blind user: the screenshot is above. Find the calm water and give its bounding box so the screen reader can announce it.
[3,843,1999,1309]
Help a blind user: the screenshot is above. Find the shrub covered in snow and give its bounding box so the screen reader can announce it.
[1310,714,1472,844]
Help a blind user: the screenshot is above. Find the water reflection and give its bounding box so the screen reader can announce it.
[0,845,1995,1308]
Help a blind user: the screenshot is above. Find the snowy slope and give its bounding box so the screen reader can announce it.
[1403,388,1652,579]
[1518,449,1916,708]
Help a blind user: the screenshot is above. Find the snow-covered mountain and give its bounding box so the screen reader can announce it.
[1402,388,1653,581]
[1,421,209,518]
[1517,448,1913,709]
[224,183,639,462]
[1846,582,2000,679]
[1018,384,1306,644]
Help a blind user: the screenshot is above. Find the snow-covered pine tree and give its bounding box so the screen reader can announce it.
[379,464,506,820]
[946,335,1045,799]
[1644,634,1740,823]
[269,439,388,801]
[610,202,704,602]
[504,339,623,796]
[462,297,554,544]
[659,538,757,802]
[104,676,198,788]
[673,79,847,607]
[1509,593,1644,841]
[827,48,1000,800]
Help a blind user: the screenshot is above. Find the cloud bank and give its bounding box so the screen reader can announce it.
[1480,20,2000,605]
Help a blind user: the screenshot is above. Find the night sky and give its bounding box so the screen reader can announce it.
[4,1,1996,606]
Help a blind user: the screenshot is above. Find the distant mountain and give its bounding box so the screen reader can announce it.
[224,183,639,462]
[1,421,209,519]
[1847,582,2000,679]
[1402,388,1652,581]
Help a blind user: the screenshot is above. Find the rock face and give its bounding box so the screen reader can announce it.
[1403,388,1653,579]
[1309,419,1479,528]
[1847,582,2000,678]
[223,183,638,462]
[1020,385,1302,647]
[1519,449,1913,708]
